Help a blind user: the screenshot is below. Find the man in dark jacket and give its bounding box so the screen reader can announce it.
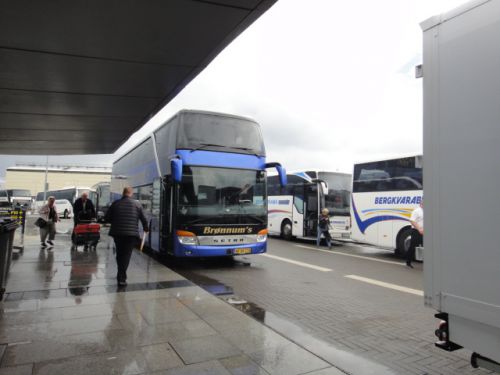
[73,191,96,225]
[105,186,149,286]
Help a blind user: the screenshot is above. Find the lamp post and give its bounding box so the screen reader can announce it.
[43,155,49,201]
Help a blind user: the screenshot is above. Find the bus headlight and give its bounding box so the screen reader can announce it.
[176,230,199,246]
[256,229,268,242]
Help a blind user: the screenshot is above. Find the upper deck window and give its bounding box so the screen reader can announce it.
[177,113,265,156]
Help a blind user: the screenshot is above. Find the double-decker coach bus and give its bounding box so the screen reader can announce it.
[267,171,351,241]
[111,110,286,257]
[351,155,422,256]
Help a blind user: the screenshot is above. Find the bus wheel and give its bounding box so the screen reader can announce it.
[281,220,293,241]
[63,210,69,219]
[396,227,412,258]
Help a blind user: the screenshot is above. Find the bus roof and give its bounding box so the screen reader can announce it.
[353,154,422,166]
[113,109,261,165]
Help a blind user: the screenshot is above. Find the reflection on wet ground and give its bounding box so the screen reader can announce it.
[166,256,395,375]
[0,217,349,374]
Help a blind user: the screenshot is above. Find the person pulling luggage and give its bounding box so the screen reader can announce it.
[73,192,96,225]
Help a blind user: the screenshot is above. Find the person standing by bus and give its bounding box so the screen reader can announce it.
[105,187,149,287]
[317,208,333,249]
[73,191,95,224]
[407,200,424,268]
[39,196,59,248]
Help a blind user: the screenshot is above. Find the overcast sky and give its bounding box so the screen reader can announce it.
[0,0,468,184]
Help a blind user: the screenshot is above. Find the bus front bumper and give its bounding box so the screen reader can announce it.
[173,241,267,257]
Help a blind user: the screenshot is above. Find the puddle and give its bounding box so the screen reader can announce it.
[173,265,396,375]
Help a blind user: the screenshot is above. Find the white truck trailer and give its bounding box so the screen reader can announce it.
[421,0,500,371]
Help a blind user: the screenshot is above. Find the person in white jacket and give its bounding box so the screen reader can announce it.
[38,196,59,248]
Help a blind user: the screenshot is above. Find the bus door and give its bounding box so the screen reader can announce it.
[304,183,318,238]
[292,186,305,236]
[160,179,174,253]
[150,178,162,251]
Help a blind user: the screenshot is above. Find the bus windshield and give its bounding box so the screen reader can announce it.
[177,166,267,225]
[319,172,351,216]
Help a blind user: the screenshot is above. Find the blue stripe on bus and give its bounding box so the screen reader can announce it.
[352,198,408,234]
[176,150,266,170]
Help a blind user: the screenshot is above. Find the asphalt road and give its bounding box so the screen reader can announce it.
[168,238,489,375]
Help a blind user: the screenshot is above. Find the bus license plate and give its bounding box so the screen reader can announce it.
[234,248,251,255]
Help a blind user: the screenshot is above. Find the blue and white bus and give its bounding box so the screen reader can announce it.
[351,155,423,256]
[267,170,351,241]
[111,110,286,257]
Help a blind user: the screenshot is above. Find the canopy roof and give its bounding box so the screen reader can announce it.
[0,0,276,155]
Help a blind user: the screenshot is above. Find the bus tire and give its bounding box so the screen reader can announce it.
[281,220,293,241]
[396,227,412,258]
[63,209,69,219]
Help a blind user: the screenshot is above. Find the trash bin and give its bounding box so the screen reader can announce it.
[0,218,19,300]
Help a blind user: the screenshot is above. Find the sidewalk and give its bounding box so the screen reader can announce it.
[0,221,345,375]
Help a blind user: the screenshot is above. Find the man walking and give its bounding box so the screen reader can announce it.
[407,200,424,268]
[73,191,96,225]
[105,187,149,286]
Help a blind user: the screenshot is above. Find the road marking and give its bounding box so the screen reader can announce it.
[345,275,424,296]
[261,254,332,272]
[295,245,405,266]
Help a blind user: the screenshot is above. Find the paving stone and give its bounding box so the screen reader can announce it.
[155,360,232,375]
[1,331,111,366]
[302,367,347,375]
[141,343,183,372]
[0,364,33,375]
[33,350,148,375]
[219,355,270,375]
[170,335,242,365]
[248,343,330,375]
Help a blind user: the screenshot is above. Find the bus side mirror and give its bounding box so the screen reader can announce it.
[171,158,183,183]
[321,182,328,195]
[265,162,287,187]
[277,165,287,187]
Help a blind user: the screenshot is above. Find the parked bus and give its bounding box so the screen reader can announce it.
[6,189,32,208]
[35,186,96,215]
[351,155,422,256]
[267,171,351,242]
[93,182,111,222]
[111,110,286,257]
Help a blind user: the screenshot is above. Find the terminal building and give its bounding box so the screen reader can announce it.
[5,164,111,196]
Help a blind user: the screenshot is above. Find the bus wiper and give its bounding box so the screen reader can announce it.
[190,143,226,152]
[231,146,259,156]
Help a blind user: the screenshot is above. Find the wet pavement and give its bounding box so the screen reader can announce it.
[0,218,350,375]
[168,238,491,375]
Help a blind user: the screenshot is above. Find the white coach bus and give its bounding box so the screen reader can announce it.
[267,170,351,241]
[351,155,422,256]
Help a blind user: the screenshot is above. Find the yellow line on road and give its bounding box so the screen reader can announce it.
[261,254,332,272]
[345,275,424,296]
[295,245,405,266]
